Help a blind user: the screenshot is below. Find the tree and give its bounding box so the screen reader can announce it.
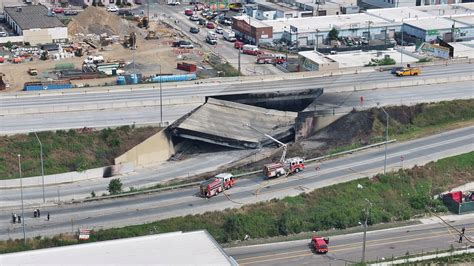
[116,0,122,6]
[107,178,123,194]
[92,0,97,6]
[328,27,339,41]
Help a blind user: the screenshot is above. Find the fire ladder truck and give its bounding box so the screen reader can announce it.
[200,173,236,198]
[245,124,305,179]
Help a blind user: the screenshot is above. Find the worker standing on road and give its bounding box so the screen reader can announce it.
[459,233,464,243]
[47,212,50,221]
[37,209,41,218]
[462,227,466,235]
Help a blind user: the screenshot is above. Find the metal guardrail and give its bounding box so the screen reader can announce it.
[78,139,397,203]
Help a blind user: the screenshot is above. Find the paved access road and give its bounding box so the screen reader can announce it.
[1,126,472,240]
[226,218,474,265]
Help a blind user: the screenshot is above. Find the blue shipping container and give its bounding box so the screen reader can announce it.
[23,83,73,91]
[151,73,197,83]
[117,76,126,85]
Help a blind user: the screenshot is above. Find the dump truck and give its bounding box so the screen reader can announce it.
[396,67,420,76]
[311,236,329,254]
[200,173,236,198]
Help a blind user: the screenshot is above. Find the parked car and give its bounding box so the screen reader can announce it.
[190,27,200,34]
[189,15,199,21]
[173,40,194,49]
[178,41,194,49]
[53,7,64,13]
[234,41,244,49]
[206,22,215,29]
[64,9,78,16]
[184,9,194,16]
[198,19,207,26]
[118,9,133,16]
[0,32,8,37]
[215,27,223,34]
[107,5,119,12]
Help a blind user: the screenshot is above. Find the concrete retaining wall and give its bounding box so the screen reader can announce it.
[295,112,346,141]
[0,163,134,189]
[114,128,175,167]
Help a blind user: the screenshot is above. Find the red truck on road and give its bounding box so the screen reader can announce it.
[263,157,305,179]
[311,236,329,254]
[200,173,236,198]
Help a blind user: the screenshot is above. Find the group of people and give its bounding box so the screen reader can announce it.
[11,209,50,224]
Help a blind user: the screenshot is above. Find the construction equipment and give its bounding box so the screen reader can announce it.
[28,68,38,76]
[200,173,236,198]
[311,236,329,254]
[396,67,420,76]
[145,30,159,40]
[245,124,305,179]
[137,16,149,28]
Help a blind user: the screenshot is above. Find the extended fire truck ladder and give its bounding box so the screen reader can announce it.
[245,124,288,163]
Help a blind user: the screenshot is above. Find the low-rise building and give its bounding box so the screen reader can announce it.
[4,5,67,45]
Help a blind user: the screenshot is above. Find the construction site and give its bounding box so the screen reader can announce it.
[0,6,208,91]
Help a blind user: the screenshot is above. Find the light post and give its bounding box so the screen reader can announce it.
[158,64,163,126]
[18,154,26,245]
[34,132,45,203]
[314,29,320,52]
[378,103,389,175]
[361,198,372,263]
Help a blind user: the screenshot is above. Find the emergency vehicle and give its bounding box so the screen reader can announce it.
[311,236,329,253]
[263,157,305,179]
[200,173,236,198]
[242,45,262,55]
[256,54,286,64]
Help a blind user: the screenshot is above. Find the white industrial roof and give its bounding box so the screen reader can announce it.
[450,40,474,58]
[300,49,418,68]
[413,4,474,17]
[453,15,474,26]
[0,230,238,265]
[298,51,338,64]
[265,13,392,33]
[404,17,469,30]
[366,7,433,23]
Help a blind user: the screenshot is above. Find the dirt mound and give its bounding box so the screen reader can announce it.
[310,110,374,144]
[68,6,132,36]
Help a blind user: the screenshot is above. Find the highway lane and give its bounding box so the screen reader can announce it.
[1,63,472,111]
[226,219,474,265]
[1,80,472,134]
[1,126,472,240]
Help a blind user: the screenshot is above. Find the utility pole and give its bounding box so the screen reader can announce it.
[238,48,241,76]
[18,154,26,245]
[361,198,372,263]
[159,65,163,126]
[34,132,45,203]
[401,27,404,65]
[378,103,389,175]
[314,29,319,52]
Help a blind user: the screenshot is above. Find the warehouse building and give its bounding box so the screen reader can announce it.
[0,230,238,265]
[232,3,474,45]
[3,5,67,45]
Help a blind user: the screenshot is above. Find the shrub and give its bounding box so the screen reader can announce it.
[107,178,123,194]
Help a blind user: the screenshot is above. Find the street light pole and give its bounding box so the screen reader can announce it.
[18,154,26,245]
[361,198,372,263]
[380,106,389,175]
[34,132,45,203]
[159,65,163,126]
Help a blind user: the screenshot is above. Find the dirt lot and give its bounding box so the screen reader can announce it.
[0,7,205,92]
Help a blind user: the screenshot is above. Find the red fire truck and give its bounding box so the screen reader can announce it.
[245,124,305,179]
[200,173,236,198]
[256,54,286,64]
[263,157,305,179]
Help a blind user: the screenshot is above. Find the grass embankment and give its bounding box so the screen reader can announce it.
[0,126,161,180]
[2,151,473,254]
